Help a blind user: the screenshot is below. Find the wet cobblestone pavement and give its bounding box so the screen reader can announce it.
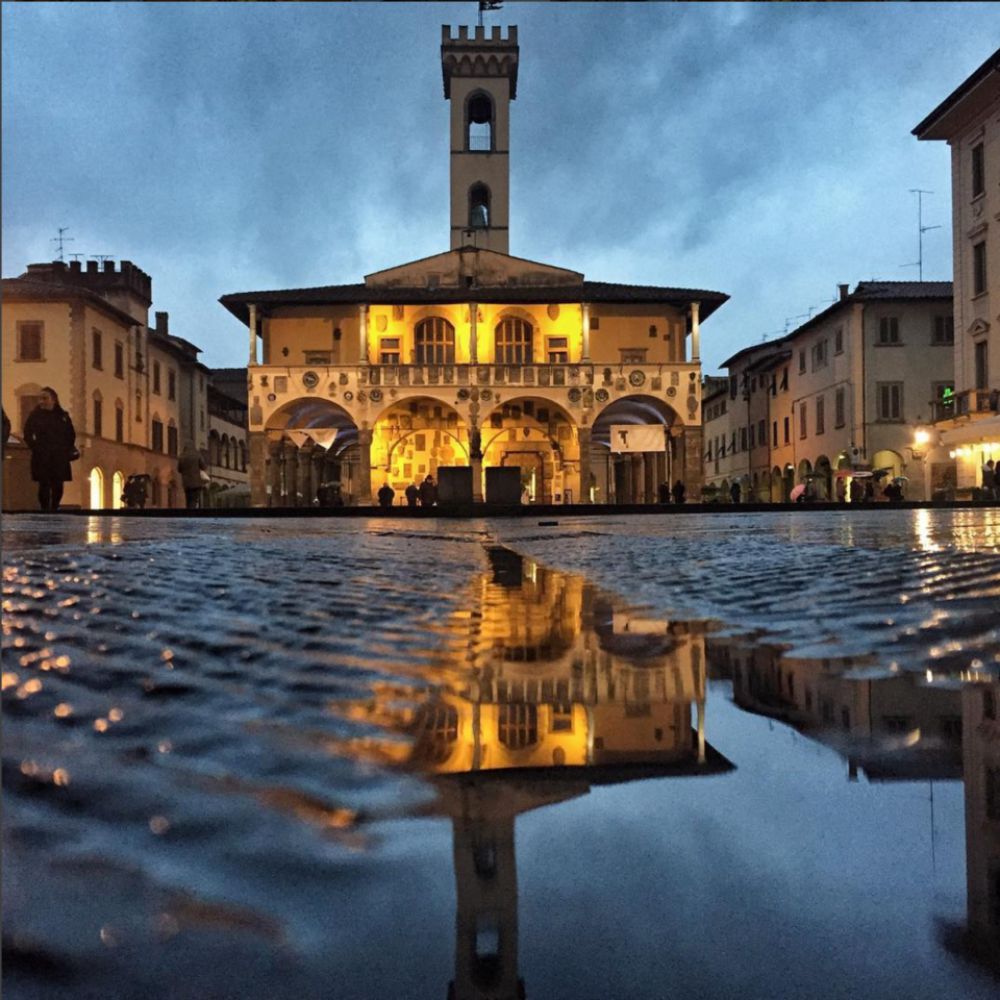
[3,510,999,999]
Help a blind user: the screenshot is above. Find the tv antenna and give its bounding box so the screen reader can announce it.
[51,227,74,262]
[900,189,940,282]
[92,254,115,265]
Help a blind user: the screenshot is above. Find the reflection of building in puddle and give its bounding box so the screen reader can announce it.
[708,636,963,780]
[943,682,1000,975]
[709,638,999,980]
[335,548,732,1000]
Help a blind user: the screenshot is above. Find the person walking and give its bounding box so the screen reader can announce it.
[982,459,995,501]
[377,482,395,508]
[22,387,76,511]
[849,478,864,504]
[419,475,437,507]
[671,480,686,505]
[405,481,420,507]
[836,477,847,503]
[729,481,741,504]
[178,442,208,509]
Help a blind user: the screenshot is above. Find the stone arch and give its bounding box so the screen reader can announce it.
[465,89,494,151]
[468,182,491,229]
[208,429,221,467]
[814,455,833,501]
[372,396,470,490]
[872,449,904,482]
[591,395,682,505]
[770,465,784,503]
[479,395,579,503]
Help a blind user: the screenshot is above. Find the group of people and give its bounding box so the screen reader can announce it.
[377,475,438,509]
[657,481,687,505]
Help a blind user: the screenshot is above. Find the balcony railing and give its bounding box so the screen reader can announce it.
[936,388,1000,420]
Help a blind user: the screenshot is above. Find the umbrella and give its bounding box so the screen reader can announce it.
[789,484,806,501]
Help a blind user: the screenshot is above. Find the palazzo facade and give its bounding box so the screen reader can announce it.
[222,25,727,507]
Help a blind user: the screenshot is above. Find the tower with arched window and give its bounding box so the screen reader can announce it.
[442,25,518,254]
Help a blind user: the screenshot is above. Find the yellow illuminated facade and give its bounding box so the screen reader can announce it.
[222,24,727,506]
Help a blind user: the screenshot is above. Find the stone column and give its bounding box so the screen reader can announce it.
[631,455,643,504]
[690,301,701,363]
[683,425,704,498]
[358,304,369,364]
[297,446,313,507]
[643,453,656,504]
[470,424,484,503]
[469,302,478,366]
[577,426,592,503]
[357,426,373,505]
[284,442,298,506]
[248,303,258,365]
[271,440,284,506]
[249,431,270,507]
[581,303,591,362]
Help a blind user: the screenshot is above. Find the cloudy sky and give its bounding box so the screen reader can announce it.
[3,2,997,373]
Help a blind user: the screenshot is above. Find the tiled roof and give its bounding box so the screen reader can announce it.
[913,47,1000,139]
[851,280,953,300]
[219,280,729,325]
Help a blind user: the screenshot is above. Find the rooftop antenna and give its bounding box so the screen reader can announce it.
[92,254,115,265]
[68,253,84,262]
[51,227,74,262]
[900,188,940,282]
[477,1,502,27]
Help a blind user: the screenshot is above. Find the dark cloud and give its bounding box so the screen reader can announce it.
[3,2,997,370]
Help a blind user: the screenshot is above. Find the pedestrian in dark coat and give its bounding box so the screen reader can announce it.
[419,475,437,506]
[22,387,76,511]
[405,481,420,507]
[377,482,395,508]
[671,480,686,505]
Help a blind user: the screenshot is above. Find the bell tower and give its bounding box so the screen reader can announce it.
[441,25,519,255]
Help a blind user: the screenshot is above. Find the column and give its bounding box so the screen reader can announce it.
[577,426,592,504]
[689,301,701,363]
[357,426,373,505]
[470,426,484,503]
[248,303,258,365]
[297,446,313,507]
[249,431,269,508]
[285,442,298,506]
[358,303,369,364]
[683,425,704,498]
[581,303,591,362]
[469,302,478,366]
[643,453,656,504]
[631,454,643,504]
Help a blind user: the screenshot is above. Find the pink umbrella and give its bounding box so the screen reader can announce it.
[789,483,806,501]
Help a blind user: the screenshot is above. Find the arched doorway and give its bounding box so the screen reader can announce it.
[88,467,104,509]
[591,395,681,505]
[374,397,470,496]
[112,471,125,510]
[266,398,359,506]
[481,396,578,503]
[814,455,833,501]
[770,466,783,503]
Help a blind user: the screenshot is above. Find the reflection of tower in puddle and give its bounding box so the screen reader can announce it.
[420,548,726,1000]
[340,548,729,1000]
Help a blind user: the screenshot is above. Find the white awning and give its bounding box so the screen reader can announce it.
[939,415,1000,447]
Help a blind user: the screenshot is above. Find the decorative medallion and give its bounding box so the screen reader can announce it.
[457,387,470,401]
[595,388,610,403]
[302,370,320,390]
[344,391,353,401]
[267,393,276,403]
[480,389,492,400]
[666,387,677,398]
[629,370,645,387]
[568,387,582,403]
[357,390,367,402]
[369,388,383,402]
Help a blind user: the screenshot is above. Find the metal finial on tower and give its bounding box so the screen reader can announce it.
[50,227,74,262]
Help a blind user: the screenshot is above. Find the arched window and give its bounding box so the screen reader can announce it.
[222,435,231,469]
[112,471,125,510]
[469,183,490,229]
[495,317,533,365]
[414,317,456,365]
[466,92,493,150]
[239,441,248,472]
[498,704,538,750]
[209,430,220,467]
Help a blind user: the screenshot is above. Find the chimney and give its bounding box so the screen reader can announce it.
[838,283,850,301]
[155,311,169,336]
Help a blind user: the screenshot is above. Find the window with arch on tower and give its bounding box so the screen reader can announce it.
[414,317,456,365]
[466,92,493,151]
[495,317,533,364]
[469,183,490,229]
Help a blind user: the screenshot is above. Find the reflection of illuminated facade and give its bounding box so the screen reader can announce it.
[221,24,728,507]
[334,549,730,1000]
